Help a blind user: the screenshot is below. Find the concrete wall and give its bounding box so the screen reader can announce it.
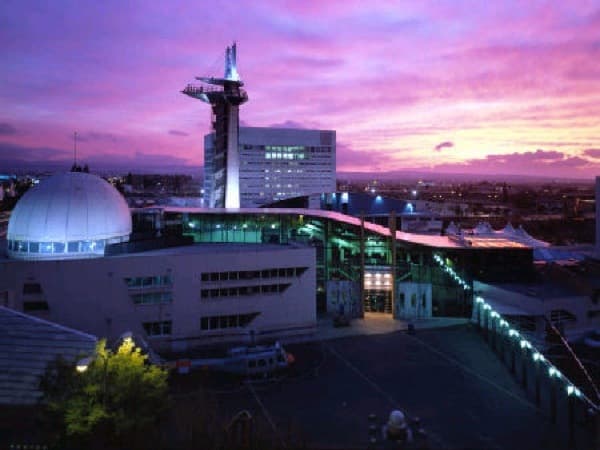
[326,280,360,318]
[0,244,316,351]
[395,282,432,319]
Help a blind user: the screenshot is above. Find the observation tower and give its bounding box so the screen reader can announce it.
[182,43,248,208]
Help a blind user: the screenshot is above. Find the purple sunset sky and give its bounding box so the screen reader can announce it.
[1,0,599,177]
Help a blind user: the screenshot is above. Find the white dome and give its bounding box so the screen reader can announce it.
[7,172,131,260]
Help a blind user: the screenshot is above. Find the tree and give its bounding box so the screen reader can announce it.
[42,338,169,449]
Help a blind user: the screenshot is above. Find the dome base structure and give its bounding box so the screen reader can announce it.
[7,172,132,260]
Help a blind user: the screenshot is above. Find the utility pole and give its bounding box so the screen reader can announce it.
[73,131,78,166]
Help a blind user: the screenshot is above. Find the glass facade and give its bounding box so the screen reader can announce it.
[7,235,127,259]
[169,211,456,315]
[158,210,532,318]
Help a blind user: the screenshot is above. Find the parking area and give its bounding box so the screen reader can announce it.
[195,324,566,449]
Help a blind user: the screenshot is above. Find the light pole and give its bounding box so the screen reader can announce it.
[76,351,110,407]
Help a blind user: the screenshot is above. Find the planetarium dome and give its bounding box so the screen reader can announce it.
[7,172,131,260]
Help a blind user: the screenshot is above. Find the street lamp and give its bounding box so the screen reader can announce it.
[76,356,93,373]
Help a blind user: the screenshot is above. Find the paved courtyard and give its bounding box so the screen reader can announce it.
[198,324,566,449]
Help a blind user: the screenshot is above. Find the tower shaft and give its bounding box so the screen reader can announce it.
[182,43,248,209]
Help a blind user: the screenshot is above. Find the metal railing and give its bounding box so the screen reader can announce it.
[473,296,600,449]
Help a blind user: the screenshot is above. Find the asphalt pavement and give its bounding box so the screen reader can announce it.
[208,324,566,449]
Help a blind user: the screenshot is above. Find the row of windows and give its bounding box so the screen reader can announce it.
[200,312,260,330]
[241,145,330,151]
[125,275,172,289]
[264,145,307,152]
[265,183,298,189]
[201,283,291,299]
[8,239,108,254]
[143,321,172,336]
[131,291,173,305]
[201,267,306,282]
[265,152,305,160]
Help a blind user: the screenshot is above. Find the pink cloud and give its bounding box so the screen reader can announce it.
[434,141,453,152]
[584,148,600,158]
[431,149,600,178]
[0,1,598,177]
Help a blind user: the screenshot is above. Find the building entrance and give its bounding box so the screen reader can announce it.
[364,290,392,314]
[363,267,393,315]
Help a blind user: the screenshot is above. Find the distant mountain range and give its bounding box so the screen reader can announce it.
[336,170,592,183]
[0,161,592,183]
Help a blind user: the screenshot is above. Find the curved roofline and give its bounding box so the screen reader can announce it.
[155,207,531,250]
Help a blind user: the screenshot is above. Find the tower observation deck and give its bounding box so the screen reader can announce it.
[182,43,248,208]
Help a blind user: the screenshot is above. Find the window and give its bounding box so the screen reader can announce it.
[411,294,417,308]
[550,309,576,327]
[249,286,260,295]
[200,267,307,283]
[142,321,172,336]
[131,292,173,305]
[125,275,172,289]
[200,312,260,331]
[23,301,49,311]
[23,283,42,295]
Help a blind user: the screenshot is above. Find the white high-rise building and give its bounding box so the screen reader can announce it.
[204,127,336,208]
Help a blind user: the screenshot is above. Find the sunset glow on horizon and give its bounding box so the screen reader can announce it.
[1,1,599,178]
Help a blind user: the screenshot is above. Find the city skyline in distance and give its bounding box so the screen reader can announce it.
[1,1,599,179]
